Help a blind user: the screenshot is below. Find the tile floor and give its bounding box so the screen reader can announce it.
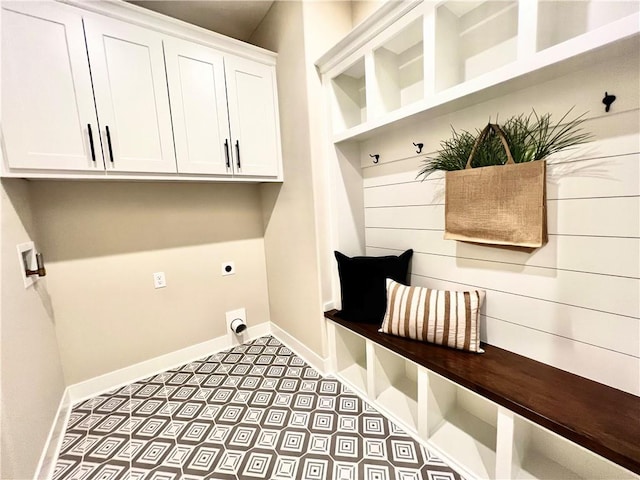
[53,336,463,480]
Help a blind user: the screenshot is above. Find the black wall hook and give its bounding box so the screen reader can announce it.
[603,91,616,112]
[369,154,380,164]
[413,142,424,154]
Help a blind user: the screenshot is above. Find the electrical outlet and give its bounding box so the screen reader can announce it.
[153,272,167,289]
[222,261,235,276]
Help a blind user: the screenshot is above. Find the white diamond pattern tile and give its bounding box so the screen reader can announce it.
[53,336,463,479]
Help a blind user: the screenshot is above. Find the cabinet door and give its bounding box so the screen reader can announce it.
[164,37,232,175]
[225,56,281,178]
[84,15,176,173]
[1,2,103,171]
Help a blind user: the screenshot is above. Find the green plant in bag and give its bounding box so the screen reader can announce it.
[417,109,592,179]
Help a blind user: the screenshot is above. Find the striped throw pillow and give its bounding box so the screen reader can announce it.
[379,279,485,353]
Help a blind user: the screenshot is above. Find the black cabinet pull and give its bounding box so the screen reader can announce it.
[235,140,241,169]
[224,139,230,169]
[105,125,114,164]
[87,124,96,162]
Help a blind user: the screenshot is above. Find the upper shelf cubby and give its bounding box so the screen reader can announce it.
[435,1,518,92]
[537,1,640,52]
[317,0,640,143]
[330,58,367,131]
[372,17,424,115]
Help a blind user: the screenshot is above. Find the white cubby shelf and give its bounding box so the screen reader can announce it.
[330,58,367,132]
[427,371,498,479]
[324,312,639,480]
[371,343,419,431]
[329,319,368,395]
[317,0,640,143]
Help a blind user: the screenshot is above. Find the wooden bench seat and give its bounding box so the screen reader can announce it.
[325,309,640,474]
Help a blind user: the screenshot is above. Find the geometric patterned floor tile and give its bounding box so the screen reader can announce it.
[53,335,464,480]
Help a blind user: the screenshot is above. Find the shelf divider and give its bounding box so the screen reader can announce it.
[417,367,429,439]
[366,339,376,399]
[496,407,515,480]
[517,0,538,59]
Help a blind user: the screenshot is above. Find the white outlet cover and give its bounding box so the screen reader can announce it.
[153,272,167,289]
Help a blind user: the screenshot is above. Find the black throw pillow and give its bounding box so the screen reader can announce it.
[334,249,413,324]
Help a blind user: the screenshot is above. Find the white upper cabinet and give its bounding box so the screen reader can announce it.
[225,56,281,178]
[164,40,282,178]
[83,15,176,174]
[1,0,282,182]
[1,2,102,171]
[164,38,232,175]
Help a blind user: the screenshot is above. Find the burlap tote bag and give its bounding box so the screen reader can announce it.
[444,123,548,248]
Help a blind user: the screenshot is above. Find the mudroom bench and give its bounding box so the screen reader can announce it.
[324,310,639,479]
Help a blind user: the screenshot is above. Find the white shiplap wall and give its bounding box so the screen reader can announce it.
[358,51,639,395]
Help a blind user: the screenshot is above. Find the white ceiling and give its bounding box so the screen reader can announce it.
[128,0,275,41]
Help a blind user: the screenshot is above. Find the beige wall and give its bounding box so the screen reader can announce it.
[1,179,66,479]
[30,181,271,384]
[250,1,353,359]
[251,1,324,356]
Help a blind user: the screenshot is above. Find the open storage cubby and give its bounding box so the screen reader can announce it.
[536,1,640,52]
[427,371,498,479]
[435,1,518,92]
[330,58,367,132]
[511,416,635,480]
[372,17,424,115]
[319,0,639,142]
[371,344,418,431]
[333,322,368,395]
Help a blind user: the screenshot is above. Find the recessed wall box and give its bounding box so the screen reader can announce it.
[17,242,37,288]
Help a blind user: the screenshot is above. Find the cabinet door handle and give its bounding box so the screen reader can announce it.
[224,139,230,169]
[87,124,96,163]
[105,126,114,164]
[235,140,241,169]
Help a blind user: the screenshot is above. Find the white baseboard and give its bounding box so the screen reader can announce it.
[34,389,71,480]
[67,321,271,404]
[64,320,326,404]
[270,322,330,375]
